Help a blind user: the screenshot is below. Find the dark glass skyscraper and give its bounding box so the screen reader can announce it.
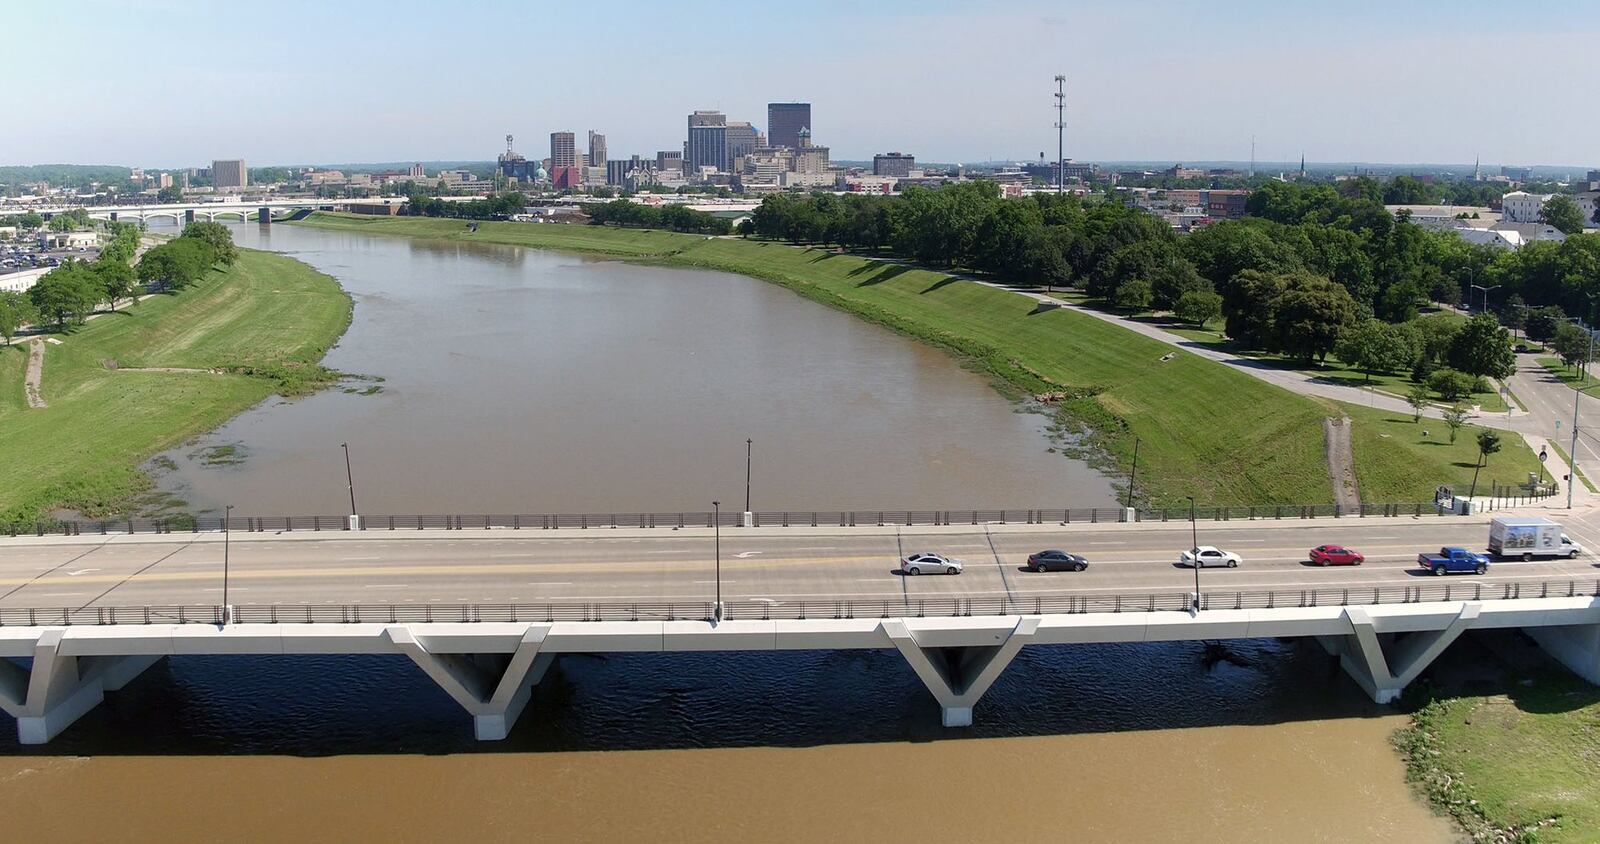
[686,110,727,176]
[767,102,810,150]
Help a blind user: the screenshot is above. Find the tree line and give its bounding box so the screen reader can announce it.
[586,200,732,235]
[1,222,237,340]
[402,192,527,220]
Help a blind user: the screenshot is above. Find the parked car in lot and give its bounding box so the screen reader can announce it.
[1027,549,1087,572]
[1178,546,1240,568]
[900,553,962,575]
[1309,544,1364,566]
[1418,547,1489,576]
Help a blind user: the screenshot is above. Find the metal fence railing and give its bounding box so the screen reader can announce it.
[4,579,1594,628]
[2,501,1484,538]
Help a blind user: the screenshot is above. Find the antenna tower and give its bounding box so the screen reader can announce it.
[1053,75,1066,193]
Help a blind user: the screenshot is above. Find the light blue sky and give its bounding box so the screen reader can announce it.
[4,0,1596,168]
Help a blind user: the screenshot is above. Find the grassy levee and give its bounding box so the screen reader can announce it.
[289,213,1540,505]
[1396,674,1600,842]
[0,249,351,522]
[1343,403,1544,502]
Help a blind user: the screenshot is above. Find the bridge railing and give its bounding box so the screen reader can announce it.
[3,501,1473,538]
[4,579,1595,627]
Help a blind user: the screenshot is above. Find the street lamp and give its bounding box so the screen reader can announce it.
[341,442,358,529]
[1186,496,1200,613]
[712,500,723,622]
[1566,310,1597,510]
[744,438,753,515]
[1125,437,1141,509]
[222,504,233,626]
[1470,283,1501,313]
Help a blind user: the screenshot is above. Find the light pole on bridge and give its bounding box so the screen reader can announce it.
[222,504,233,626]
[1187,496,1201,614]
[712,500,724,622]
[341,442,359,530]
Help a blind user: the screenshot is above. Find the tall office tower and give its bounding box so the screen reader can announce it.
[725,121,758,172]
[212,159,247,189]
[588,131,607,174]
[686,110,727,175]
[766,103,810,149]
[550,132,577,168]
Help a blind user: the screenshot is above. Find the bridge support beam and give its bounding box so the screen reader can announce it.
[0,630,162,744]
[184,209,194,224]
[1320,604,1480,703]
[259,207,271,225]
[385,624,554,740]
[882,616,1038,726]
[1527,624,1600,685]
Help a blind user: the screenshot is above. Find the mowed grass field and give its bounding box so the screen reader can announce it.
[291,213,1540,505]
[0,249,351,522]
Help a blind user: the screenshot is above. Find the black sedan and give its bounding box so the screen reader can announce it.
[1027,549,1087,572]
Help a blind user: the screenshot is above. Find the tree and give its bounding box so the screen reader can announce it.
[27,262,102,328]
[1334,318,1420,380]
[1429,368,1480,402]
[180,221,238,265]
[1525,305,1566,343]
[156,185,183,203]
[0,290,36,345]
[17,211,42,230]
[1501,293,1528,338]
[1407,382,1430,422]
[93,258,138,309]
[1446,311,1516,378]
[1222,269,1288,348]
[1442,404,1468,443]
[1113,278,1152,311]
[1271,273,1358,363]
[735,218,755,237]
[136,238,214,291]
[1173,289,1223,328]
[1540,195,1586,235]
[1553,321,1593,369]
[1469,429,1502,498]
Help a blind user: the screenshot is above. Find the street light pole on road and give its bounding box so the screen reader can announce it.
[222,504,233,626]
[1470,283,1501,313]
[712,500,724,622]
[744,438,753,524]
[341,442,359,530]
[1186,496,1200,613]
[1565,311,1596,510]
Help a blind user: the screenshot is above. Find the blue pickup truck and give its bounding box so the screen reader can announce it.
[1418,546,1490,576]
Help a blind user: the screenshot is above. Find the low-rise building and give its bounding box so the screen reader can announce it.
[38,230,98,249]
[1501,191,1551,223]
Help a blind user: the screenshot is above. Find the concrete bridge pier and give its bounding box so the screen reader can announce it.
[1527,624,1600,684]
[1319,604,1481,703]
[882,616,1039,727]
[184,209,195,225]
[385,625,554,740]
[0,630,162,744]
[259,207,271,225]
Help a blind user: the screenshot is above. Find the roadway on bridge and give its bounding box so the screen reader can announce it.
[4,514,1600,614]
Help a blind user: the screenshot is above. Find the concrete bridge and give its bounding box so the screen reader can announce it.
[4,509,1600,744]
[14,199,340,225]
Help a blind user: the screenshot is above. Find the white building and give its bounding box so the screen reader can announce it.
[37,231,98,250]
[1577,191,1599,229]
[1501,191,1552,223]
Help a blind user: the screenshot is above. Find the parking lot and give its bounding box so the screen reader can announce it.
[0,242,100,274]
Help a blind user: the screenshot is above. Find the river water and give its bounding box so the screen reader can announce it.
[0,222,1453,841]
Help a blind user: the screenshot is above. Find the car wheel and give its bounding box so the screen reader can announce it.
[1319,558,1329,567]
[1476,563,1487,575]
[1227,559,1238,568]
[1354,559,1362,566]
[907,567,920,576]
[1571,550,1580,559]
[1074,562,1087,572]
[1036,564,1049,573]
[948,567,960,575]
[1433,565,1446,576]
[1523,552,1533,562]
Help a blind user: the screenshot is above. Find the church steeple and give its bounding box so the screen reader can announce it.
[1299,153,1305,178]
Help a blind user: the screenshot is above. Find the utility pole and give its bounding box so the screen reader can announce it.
[1054,75,1066,194]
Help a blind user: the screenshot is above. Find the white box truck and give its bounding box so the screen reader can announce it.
[1488,516,1583,560]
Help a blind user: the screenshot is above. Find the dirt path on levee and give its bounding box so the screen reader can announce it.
[1324,416,1360,509]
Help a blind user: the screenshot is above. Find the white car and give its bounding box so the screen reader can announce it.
[900,553,963,575]
[1179,546,1240,568]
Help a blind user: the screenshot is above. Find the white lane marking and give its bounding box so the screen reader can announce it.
[734,551,763,558]
[527,581,574,586]
[65,568,101,576]
[693,580,738,584]
[33,592,87,598]
[489,553,533,558]
[338,556,384,561]
[364,584,410,588]
[1232,539,1268,543]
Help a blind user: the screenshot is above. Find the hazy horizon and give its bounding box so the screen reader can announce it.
[4,0,1596,170]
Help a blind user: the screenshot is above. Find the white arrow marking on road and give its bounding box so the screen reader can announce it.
[734,551,763,558]
[65,568,101,576]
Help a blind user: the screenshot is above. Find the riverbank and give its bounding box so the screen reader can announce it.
[0,249,352,522]
[1395,645,1600,842]
[295,213,1536,506]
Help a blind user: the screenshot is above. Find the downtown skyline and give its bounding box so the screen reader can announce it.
[3,0,1598,169]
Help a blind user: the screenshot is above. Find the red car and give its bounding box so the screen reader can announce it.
[1310,544,1364,566]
